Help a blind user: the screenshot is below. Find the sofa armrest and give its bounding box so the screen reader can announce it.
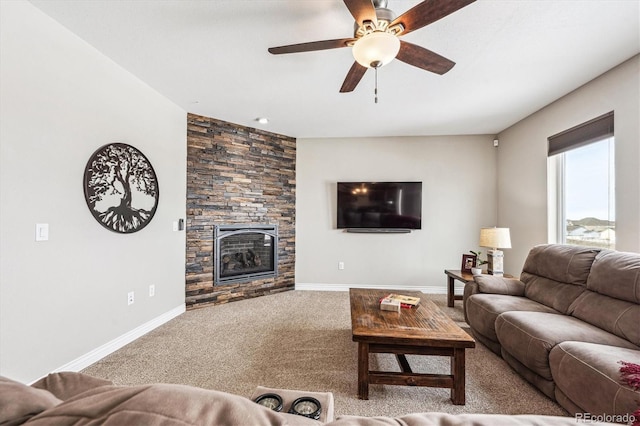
[474,275,525,296]
[0,376,62,425]
[463,280,481,324]
[31,372,113,401]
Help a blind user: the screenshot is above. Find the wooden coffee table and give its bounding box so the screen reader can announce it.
[349,288,475,405]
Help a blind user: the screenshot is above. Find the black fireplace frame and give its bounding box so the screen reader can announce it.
[213,224,278,285]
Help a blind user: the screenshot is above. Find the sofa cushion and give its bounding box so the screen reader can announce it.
[586,249,640,303]
[31,372,113,401]
[328,413,603,425]
[521,245,600,313]
[474,275,525,296]
[550,341,640,416]
[466,294,559,343]
[522,244,600,286]
[567,250,640,346]
[521,273,589,314]
[500,349,556,399]
[495,311,638,381]
[0,376,62,425]
[23,383,323,426]
[569,290,640,347]
[553,387,585,417]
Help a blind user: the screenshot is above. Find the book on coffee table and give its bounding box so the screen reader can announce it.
[380,297,401,312]
[381,293,420,308]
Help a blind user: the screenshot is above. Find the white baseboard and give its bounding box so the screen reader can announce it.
[295,283,447,294]
[52,304,185,375]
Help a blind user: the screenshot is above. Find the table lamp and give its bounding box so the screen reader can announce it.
[479,227,511,276]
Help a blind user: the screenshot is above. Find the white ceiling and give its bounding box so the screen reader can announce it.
[29,0,640,139]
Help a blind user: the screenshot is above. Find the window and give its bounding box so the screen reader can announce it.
[548,112,615,249]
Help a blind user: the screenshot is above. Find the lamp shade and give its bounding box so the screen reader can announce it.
[479,227,511,249]
[352,31,400,68]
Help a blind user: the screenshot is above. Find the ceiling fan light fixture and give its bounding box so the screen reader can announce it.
[352,31,400,68]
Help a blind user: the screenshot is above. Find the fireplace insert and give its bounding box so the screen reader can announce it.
[214,224,278,285]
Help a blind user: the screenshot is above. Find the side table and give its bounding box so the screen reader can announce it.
[445,269,514,308]
[444,270,475,308]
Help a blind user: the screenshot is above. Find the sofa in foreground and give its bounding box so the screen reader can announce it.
[464,244,640,420]
[0,372,623,425]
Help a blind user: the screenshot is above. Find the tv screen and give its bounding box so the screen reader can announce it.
[337,182,422,230]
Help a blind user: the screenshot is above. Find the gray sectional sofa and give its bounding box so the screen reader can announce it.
[464,244,640,418]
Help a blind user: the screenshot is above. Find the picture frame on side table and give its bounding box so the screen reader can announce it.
[461,254,477,273]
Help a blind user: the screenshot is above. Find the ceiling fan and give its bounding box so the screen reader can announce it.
[268,0,476,93]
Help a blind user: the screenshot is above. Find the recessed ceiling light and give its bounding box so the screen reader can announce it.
[256,117,269,125]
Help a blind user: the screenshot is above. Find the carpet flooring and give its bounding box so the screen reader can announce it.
[81,290,568,419]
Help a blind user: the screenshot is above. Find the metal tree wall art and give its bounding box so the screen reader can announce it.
[83,143,159,233]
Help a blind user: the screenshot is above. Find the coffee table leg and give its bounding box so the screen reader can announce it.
[451,348,466,405]
[447,276,455,307]
[358,342,369,400]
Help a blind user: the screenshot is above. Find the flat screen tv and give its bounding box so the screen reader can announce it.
[337,182,422,230]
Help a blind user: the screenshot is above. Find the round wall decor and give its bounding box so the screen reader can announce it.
[83,143,159,233]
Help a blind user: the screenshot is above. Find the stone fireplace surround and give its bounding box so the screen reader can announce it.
[186,113,296,309]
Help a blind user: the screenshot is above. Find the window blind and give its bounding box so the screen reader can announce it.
[547,111,614,157]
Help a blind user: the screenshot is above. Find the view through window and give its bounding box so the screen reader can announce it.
[548,112,615,250]
[561,137,615,249]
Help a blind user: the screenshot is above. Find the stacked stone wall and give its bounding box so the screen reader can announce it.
[186,113,295,308]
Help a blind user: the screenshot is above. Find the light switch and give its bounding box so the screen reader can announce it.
[35,223,49,241]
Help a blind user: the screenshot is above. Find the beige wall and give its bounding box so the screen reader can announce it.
[296,135,498,291]
[0,1,187,383]
[497,55,640,274]
[297,55,639,284]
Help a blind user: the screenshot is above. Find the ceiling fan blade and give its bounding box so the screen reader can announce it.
[340,62,368,92]
[343,0,377,26]
[268,38,355,55]
[391,0,475,36]
[396,41,455,75]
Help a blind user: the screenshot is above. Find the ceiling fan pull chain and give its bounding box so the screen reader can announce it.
[374,66,378,104]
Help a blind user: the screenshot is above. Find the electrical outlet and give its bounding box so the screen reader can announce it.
[338,261,345,270]
[128,291,134,305]
[149,285,155,297]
